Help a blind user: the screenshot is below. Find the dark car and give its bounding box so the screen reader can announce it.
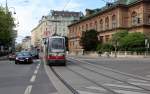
[15,52,33,64]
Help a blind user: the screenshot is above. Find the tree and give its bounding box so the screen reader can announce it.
[0,6,15,47]
[120,32,145,51]
[80,29,98,51]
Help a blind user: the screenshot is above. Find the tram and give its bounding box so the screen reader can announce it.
[45,36,66,66]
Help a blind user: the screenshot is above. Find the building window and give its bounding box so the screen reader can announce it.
[90,22,93,29]
[148,15,150,24]
[105,35,110,42]
[131,11,139,26]
[112,15,117,28]
[100,19,103,31]
[82,25,84,31]
[86,24,88,30]
[105,17,109,29]
[94,21,97,30]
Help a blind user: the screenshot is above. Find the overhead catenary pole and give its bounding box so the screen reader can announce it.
[5,0,8,13]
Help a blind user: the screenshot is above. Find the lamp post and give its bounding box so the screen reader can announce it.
[145,38,149,57]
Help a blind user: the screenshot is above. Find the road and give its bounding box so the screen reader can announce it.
[1,56,150,94]
[0,59,57,94]
[53,56,150,94]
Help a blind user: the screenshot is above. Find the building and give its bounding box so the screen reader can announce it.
[22,36,31,50]
[31,10,83,48]
[68,0,150,54]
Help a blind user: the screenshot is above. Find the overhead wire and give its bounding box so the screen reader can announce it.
[62,0,72,10]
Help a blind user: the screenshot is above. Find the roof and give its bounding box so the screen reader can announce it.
[68,0,143,27]
[50,10,83,17]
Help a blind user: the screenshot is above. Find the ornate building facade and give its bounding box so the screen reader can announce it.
[68,0,150,54]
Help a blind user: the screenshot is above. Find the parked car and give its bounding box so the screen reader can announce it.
[8,53,16,60]
[15,52,33,64]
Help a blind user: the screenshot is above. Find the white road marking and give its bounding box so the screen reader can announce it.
[30,75,36,82]
[24,85,32,94]
[131,82,150,86]
[104,83,141,90]
[77,90,103,94]
[36,65,40,69]
[114,90,147,94]
[34,69,38,74]
[128,78,147,83]
[86,86,106,91]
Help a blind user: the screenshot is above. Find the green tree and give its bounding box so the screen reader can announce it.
[120,32,145,51]
[80,29,98,51]
[0,6,15,46]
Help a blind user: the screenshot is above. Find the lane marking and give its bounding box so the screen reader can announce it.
[77,90,103,94]
[114,90,147,94]
[34,69,38,74]
[128,78,147,83]
[30,75,36,82]
[104,83,141,90]
[24,85,32,94]
[36,65,40,69]
[86,86,106,91]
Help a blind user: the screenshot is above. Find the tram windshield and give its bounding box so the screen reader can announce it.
[49,38,65,51]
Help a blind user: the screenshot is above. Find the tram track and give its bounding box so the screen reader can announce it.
[50,66,80,94]
[68,58,150,93]
[51,66,120,94]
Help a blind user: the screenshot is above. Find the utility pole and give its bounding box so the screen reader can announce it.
[5,0,8,13]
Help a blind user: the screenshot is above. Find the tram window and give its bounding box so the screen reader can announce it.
[50,38,64,49]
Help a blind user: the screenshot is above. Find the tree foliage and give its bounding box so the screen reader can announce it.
[0,7,15,46]
[111,31,146,52]
[80,29,98,51]
[120,32,145,51]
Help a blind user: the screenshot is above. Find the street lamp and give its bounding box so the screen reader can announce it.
[9,7,16,14]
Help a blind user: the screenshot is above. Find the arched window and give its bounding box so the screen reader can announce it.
[82,25,84,31]
[105,17,109,29]
[90,22,93,29]
[94,21,97,30]
[112,15,117,28]
[100,19,103,31]
[86,24,88,30]
[131,11,138,25]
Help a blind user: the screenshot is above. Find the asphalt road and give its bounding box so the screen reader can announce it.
[0,59,57,94]
[64,56,150,94]
[70,56,150,78]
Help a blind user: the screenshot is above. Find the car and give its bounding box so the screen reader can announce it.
[30,50,39,59]
[15,52,33,64]
[8,53,16,60]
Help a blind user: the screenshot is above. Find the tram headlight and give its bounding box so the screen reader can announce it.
[57,53,65,56]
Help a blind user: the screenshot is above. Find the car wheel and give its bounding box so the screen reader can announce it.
[15,62,18,64]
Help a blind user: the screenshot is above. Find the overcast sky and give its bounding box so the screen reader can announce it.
[1,0,107,43]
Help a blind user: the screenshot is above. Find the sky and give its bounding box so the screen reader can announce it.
[1,0,108,43]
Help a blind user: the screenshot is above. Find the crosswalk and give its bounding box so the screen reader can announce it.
[77,78,150,94]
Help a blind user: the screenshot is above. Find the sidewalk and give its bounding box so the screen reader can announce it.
[68,54,150,60]
[0,55,8,60]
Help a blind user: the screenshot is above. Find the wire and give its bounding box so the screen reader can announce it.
[62,0,72,10]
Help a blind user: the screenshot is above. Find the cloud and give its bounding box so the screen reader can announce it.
[1,0,106,43]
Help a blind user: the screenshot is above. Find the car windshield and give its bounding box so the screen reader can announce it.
[17,52,31,57]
